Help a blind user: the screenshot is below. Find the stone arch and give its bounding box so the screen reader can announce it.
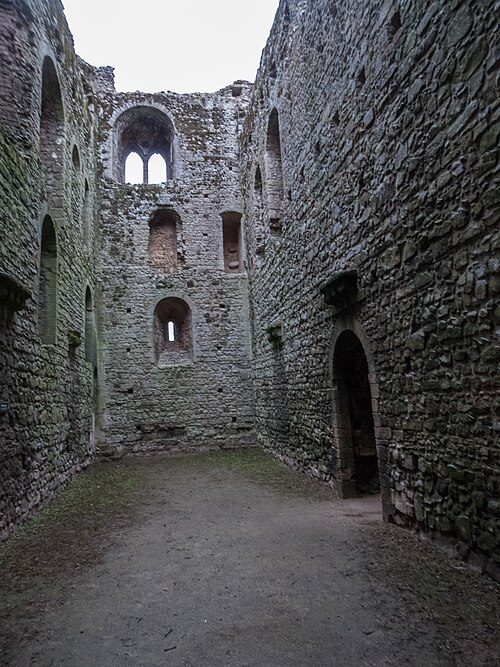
[38,215,58,344]
[112,106,175,183]
[328,317,384,501]
[39,56,65,195]
[265,108,284,233]
[153,297,193,366]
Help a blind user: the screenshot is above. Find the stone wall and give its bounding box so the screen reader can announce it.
[241,0,499,575]
[0,0,100,537]
[94,85,255,453]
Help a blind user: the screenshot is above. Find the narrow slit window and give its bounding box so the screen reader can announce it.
[167,320,175,342]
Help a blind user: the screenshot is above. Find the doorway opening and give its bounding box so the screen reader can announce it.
[332,330,379,496]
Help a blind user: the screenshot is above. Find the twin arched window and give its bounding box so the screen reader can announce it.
[114,106,174,184]
[125,152,167,184]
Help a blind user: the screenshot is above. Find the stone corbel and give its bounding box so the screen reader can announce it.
[0,273,30,322]
[320,269,363,312]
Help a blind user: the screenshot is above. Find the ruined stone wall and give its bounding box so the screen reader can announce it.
[241,0,499,574]
[95,85,255,452]
[0,0,100,537]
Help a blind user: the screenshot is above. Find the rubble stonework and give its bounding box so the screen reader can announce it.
[241,0,499,576]
[0,0,498,577]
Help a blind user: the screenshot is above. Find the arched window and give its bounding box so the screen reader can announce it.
[82,180,91,246]
[265,108,284,233]
[71,145,81,170]
[148,153,167,184]
[40,57,64,194]
[221,212,242,273]
[85,286,95,364]
[38,215,57,344]
[148,208,180,273]
[254,166,265,257]
[153,298,192,365]
[125,151,144,184]
[114,106,174,183]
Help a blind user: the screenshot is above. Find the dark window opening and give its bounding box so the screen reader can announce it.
[38,215,57,344]
[221,211,242,273]
[40,57,64,194]
[85,286,95,365]
[388,10,402,38]
[265,108,284,232]
[82,180,91,245]
[72,145,81,170]
[356,66,366,88]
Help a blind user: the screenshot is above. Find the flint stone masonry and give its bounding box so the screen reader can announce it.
[96,86,255,453]
[0,0,499,580]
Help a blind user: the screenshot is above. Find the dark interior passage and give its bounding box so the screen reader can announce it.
[334,331,378,494]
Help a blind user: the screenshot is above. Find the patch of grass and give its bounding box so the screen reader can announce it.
[0,462,150,587]
[165,448,334,499]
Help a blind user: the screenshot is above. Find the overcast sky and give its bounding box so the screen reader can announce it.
[62,0,280,94]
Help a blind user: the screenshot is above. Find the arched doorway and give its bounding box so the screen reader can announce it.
[331,329,379,497]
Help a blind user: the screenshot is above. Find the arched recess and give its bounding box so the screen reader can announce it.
[85,286,96,365]
[253,166,265,258]
[39,56,64,194]
[113,106,174,183]
[221,211,242,272]
[148,208,181,273]
[153,297,192,365]
[82,180,91,245]
[38,215,58,344]
[265,108,284,233]
[328,319,383,501]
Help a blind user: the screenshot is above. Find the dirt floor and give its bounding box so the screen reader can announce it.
[0,449,499,667]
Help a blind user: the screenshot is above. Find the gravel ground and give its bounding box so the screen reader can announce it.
[0,449,499,667]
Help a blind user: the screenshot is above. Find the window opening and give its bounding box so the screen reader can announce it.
[72,145,81,170]
[221,212,242,273]
[38,215,57,344]
[85,286,95,364]
[114,106,174,183]
[265,108,284,233]
[125,151,144,184]
[148,153,167,184]
[167,320,175,342]
[154,297,192,364]
[40,57,64,194]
